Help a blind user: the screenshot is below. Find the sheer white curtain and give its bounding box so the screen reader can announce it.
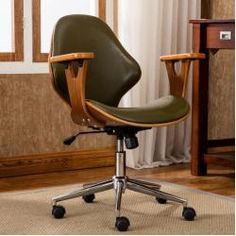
[117,0,201,168]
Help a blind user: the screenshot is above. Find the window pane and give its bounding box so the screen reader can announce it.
[0,0,13,52]
[40,0,97,53]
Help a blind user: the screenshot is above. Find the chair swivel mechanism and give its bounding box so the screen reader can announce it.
[49,15,205,231]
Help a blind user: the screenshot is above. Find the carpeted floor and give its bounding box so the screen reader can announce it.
[0,181,234,235]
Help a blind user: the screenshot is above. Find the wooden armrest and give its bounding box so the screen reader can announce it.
[49,52,95,125]
[161,53,206,97]
[160,53,205,61]
[49,52,95,63]
[49,52,102,126]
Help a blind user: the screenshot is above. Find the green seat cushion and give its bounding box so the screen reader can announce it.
[88,95,190,124]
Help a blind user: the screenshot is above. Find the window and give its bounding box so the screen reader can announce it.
[32,0,106,62]
[0,0,23,61]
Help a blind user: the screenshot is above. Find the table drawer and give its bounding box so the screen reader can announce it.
[206,24,235,49]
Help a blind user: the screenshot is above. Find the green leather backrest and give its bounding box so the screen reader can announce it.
[50,15,141,107]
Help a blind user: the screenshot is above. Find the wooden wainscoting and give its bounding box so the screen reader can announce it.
[0,74,115,177]
[0,148,115,178]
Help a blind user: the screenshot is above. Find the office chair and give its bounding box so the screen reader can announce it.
[49,15,205,231]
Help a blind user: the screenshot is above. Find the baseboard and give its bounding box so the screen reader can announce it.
[0,148,115,178]
[207,138,235,148]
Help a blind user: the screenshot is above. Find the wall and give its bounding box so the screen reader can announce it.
[0,73,115,178]
[0,74,114,157]
[201,0,235,140]
[0,0,115,177]
[0,0,115,74]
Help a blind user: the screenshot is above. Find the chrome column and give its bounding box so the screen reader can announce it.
[115,138,126,177]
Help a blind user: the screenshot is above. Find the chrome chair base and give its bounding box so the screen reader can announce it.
[52,137,196,231]
[52,176,187,212]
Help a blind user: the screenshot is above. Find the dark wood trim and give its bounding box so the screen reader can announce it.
[207,146,234,154]
[207,139,235,154]
[99,0,106,22]
[0,148,115,178]
[32,0,48,62]
[32,0,107,62]
[0,0,24,61]
[14,0,24,61]
[205,155,235,168]
[207,138,235,148]
[190,19,235,24]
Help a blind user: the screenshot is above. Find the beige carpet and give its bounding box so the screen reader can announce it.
[0,181,234,235]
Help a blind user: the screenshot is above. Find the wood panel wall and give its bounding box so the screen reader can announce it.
[0,74,115,177]
[201,0,235,140]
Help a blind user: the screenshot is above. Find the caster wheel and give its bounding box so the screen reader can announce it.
[115,216,130,232]
[82,194,95,203]
[52,205,66,219]
[156,197,167,204]
[182,207,196,221]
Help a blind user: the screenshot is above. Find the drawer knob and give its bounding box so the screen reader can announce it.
[220,31,232,40]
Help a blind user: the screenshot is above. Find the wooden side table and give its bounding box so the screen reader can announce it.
[189,19,235,176]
